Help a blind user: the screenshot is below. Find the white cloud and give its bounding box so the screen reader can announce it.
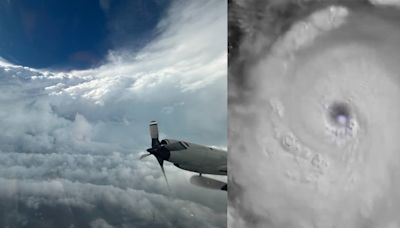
[272,6,348,57]
[0,0,227,227]
[230,2,400,228]
[370,0,400,7]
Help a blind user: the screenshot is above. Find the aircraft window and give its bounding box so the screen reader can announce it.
[229,0,400,227]
[183,142,190,147]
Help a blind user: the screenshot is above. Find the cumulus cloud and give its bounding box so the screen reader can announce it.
[0,0,227,227]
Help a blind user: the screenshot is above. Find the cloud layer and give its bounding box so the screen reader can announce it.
[0,0,227,227]
[230,1,400,227]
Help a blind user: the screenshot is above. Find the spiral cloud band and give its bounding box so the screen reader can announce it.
[230,1,400,227]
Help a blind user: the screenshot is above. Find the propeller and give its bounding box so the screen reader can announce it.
[139,153,152,159]
[140,121,171,189]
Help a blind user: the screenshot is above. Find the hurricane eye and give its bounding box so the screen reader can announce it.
[327,102,351,127]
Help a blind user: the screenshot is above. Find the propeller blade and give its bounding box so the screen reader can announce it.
[139,153,152,160]
[149,121,160,147]
[155,156,170,190]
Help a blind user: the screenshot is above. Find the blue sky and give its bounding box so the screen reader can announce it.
[0,0,169,69]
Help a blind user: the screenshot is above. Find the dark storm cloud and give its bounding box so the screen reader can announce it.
[0,0,227,227]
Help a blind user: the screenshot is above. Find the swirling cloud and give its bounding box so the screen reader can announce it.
[230,1,400,227]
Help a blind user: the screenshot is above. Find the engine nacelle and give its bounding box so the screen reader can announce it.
[160,139,187,151]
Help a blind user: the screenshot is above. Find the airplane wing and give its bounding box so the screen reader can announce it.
[190,175,227,191]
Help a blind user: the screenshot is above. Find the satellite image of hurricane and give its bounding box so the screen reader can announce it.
[229,0,400,227]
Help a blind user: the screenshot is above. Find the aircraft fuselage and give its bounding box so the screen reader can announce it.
[161,139,227,175]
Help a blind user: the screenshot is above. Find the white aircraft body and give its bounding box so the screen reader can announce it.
[140,121,227,191]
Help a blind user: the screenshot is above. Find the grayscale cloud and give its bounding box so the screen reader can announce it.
[230,0,400,227]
